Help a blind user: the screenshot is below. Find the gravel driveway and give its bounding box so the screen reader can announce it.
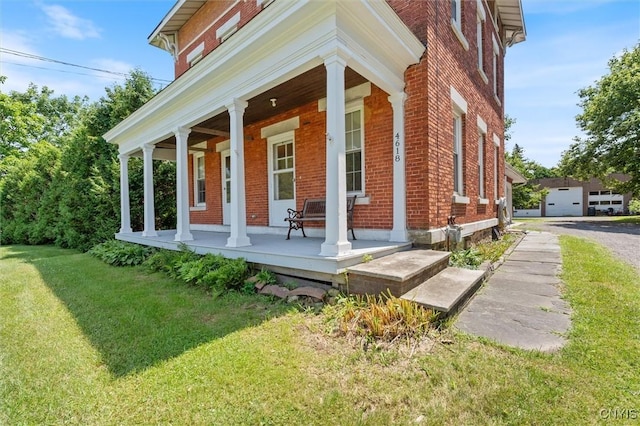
[515,217,640,271]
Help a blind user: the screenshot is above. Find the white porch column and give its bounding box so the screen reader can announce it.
[320,53,352,257]
[388,92,409,242]
[174,127,194,241]
[118,153,133,234]
[225,99,251,248]
[142,143,158,237]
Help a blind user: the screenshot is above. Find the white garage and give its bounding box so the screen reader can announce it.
[545,187,583,216]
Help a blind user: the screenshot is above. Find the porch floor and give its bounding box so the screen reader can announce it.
[117,230,412,283]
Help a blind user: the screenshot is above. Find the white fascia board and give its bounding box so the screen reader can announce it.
[105,0,424,150]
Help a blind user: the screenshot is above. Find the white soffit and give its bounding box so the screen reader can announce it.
[495,0,527,46]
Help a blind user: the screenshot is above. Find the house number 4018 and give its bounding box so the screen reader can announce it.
[394,132,401,162]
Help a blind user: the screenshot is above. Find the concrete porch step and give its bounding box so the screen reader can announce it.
[400,267,486,314]
[346,249,450,296]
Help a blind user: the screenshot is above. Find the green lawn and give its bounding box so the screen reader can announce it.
[1,240,639,424]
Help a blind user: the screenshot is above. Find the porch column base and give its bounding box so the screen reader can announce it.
[319,241,352,257]
[143,230,158,238]
[175,231,194,242]
[226,236,251,248]
[389,229,409,243]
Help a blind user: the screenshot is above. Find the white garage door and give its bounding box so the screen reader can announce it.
[546,187,583,216]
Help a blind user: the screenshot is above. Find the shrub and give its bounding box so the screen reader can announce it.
[89,240,155,266]
[143,244,199,278]
[629,199,640,215]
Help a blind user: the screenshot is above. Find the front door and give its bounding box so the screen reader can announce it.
[221,150,231,225]
[268,132,296,226]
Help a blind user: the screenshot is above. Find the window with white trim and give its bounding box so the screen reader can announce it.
[451,0,461,27]
[450,87,467,199]
[453,113,464,195]
[476,1,487,81]
[492,35,500,101]
[187,42,204,67]
[345,107,364,194]
[478,132,486,199]
[451,0,469,50]
[193,153,206,206]
[493,142,499,200]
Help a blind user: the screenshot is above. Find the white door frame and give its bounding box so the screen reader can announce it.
[267,131,296,227]
[221,150,231,225]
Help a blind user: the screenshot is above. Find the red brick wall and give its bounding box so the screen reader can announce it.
[389,0,506,233]
[188,84,395,229]
[175,0,262,77]
[180,0,509,236]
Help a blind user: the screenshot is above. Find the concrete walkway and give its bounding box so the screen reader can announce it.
[456,231,571,352]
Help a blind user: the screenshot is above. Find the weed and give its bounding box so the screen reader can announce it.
[448,248,482,269]
[324,291,438,343]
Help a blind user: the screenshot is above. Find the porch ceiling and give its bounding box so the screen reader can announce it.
[155,65,367,148]
[104,0,425,155]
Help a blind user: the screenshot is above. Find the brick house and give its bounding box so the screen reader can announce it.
[104,0,525,281]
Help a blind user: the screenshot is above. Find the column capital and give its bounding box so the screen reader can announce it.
[118,153,130,162]
[321,49,350,68]
[142,143,156,153]
[388,92,407,106]
[174,127,191,140]
[225,98,248,114]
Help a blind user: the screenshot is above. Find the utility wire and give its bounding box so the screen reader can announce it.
[0,47,172,84]
[1,60,133,81]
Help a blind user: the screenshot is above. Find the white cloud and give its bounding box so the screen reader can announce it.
[91,59,132,76]
[40,4,101,40]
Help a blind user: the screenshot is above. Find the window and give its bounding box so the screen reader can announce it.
[453,113,464,195]
[345,108,364,193]
[451,0,468,50]
[478,132,485,198]
[451,0,461,26]
[186,42,204,67]
[601,190,611,195]
[589,191,599,196]
[477,115,487,200]
[193,153,206,206]
[589,201,599,205]
[476,0,487,81]
[493,134,500,199]
[450,86,468,203]
[612,200,623,205]
[492,35,500,103]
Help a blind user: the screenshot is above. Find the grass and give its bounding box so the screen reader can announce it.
[611,215,640,224]
[1,239,639,424]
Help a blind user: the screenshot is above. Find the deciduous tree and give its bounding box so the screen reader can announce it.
[559,44,640,195]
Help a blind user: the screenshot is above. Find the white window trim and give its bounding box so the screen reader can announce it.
[216,11,241,42]
[493,133,500,202]
[476,5,488,84]
[492,34,501,105]
[451,0,469,50]
[193,152,206,207]
[186,42,204,66]
[451,86,467,199]
[345,100,365,197]
[477,115,487,200]
[453,112,464,197]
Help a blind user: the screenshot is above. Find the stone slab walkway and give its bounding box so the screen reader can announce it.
[456,231,571,352]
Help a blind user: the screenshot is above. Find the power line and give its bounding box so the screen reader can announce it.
[1,60,133,82]
[0,47,172,84]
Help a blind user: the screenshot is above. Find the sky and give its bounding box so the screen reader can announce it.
[1,0,639,168]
